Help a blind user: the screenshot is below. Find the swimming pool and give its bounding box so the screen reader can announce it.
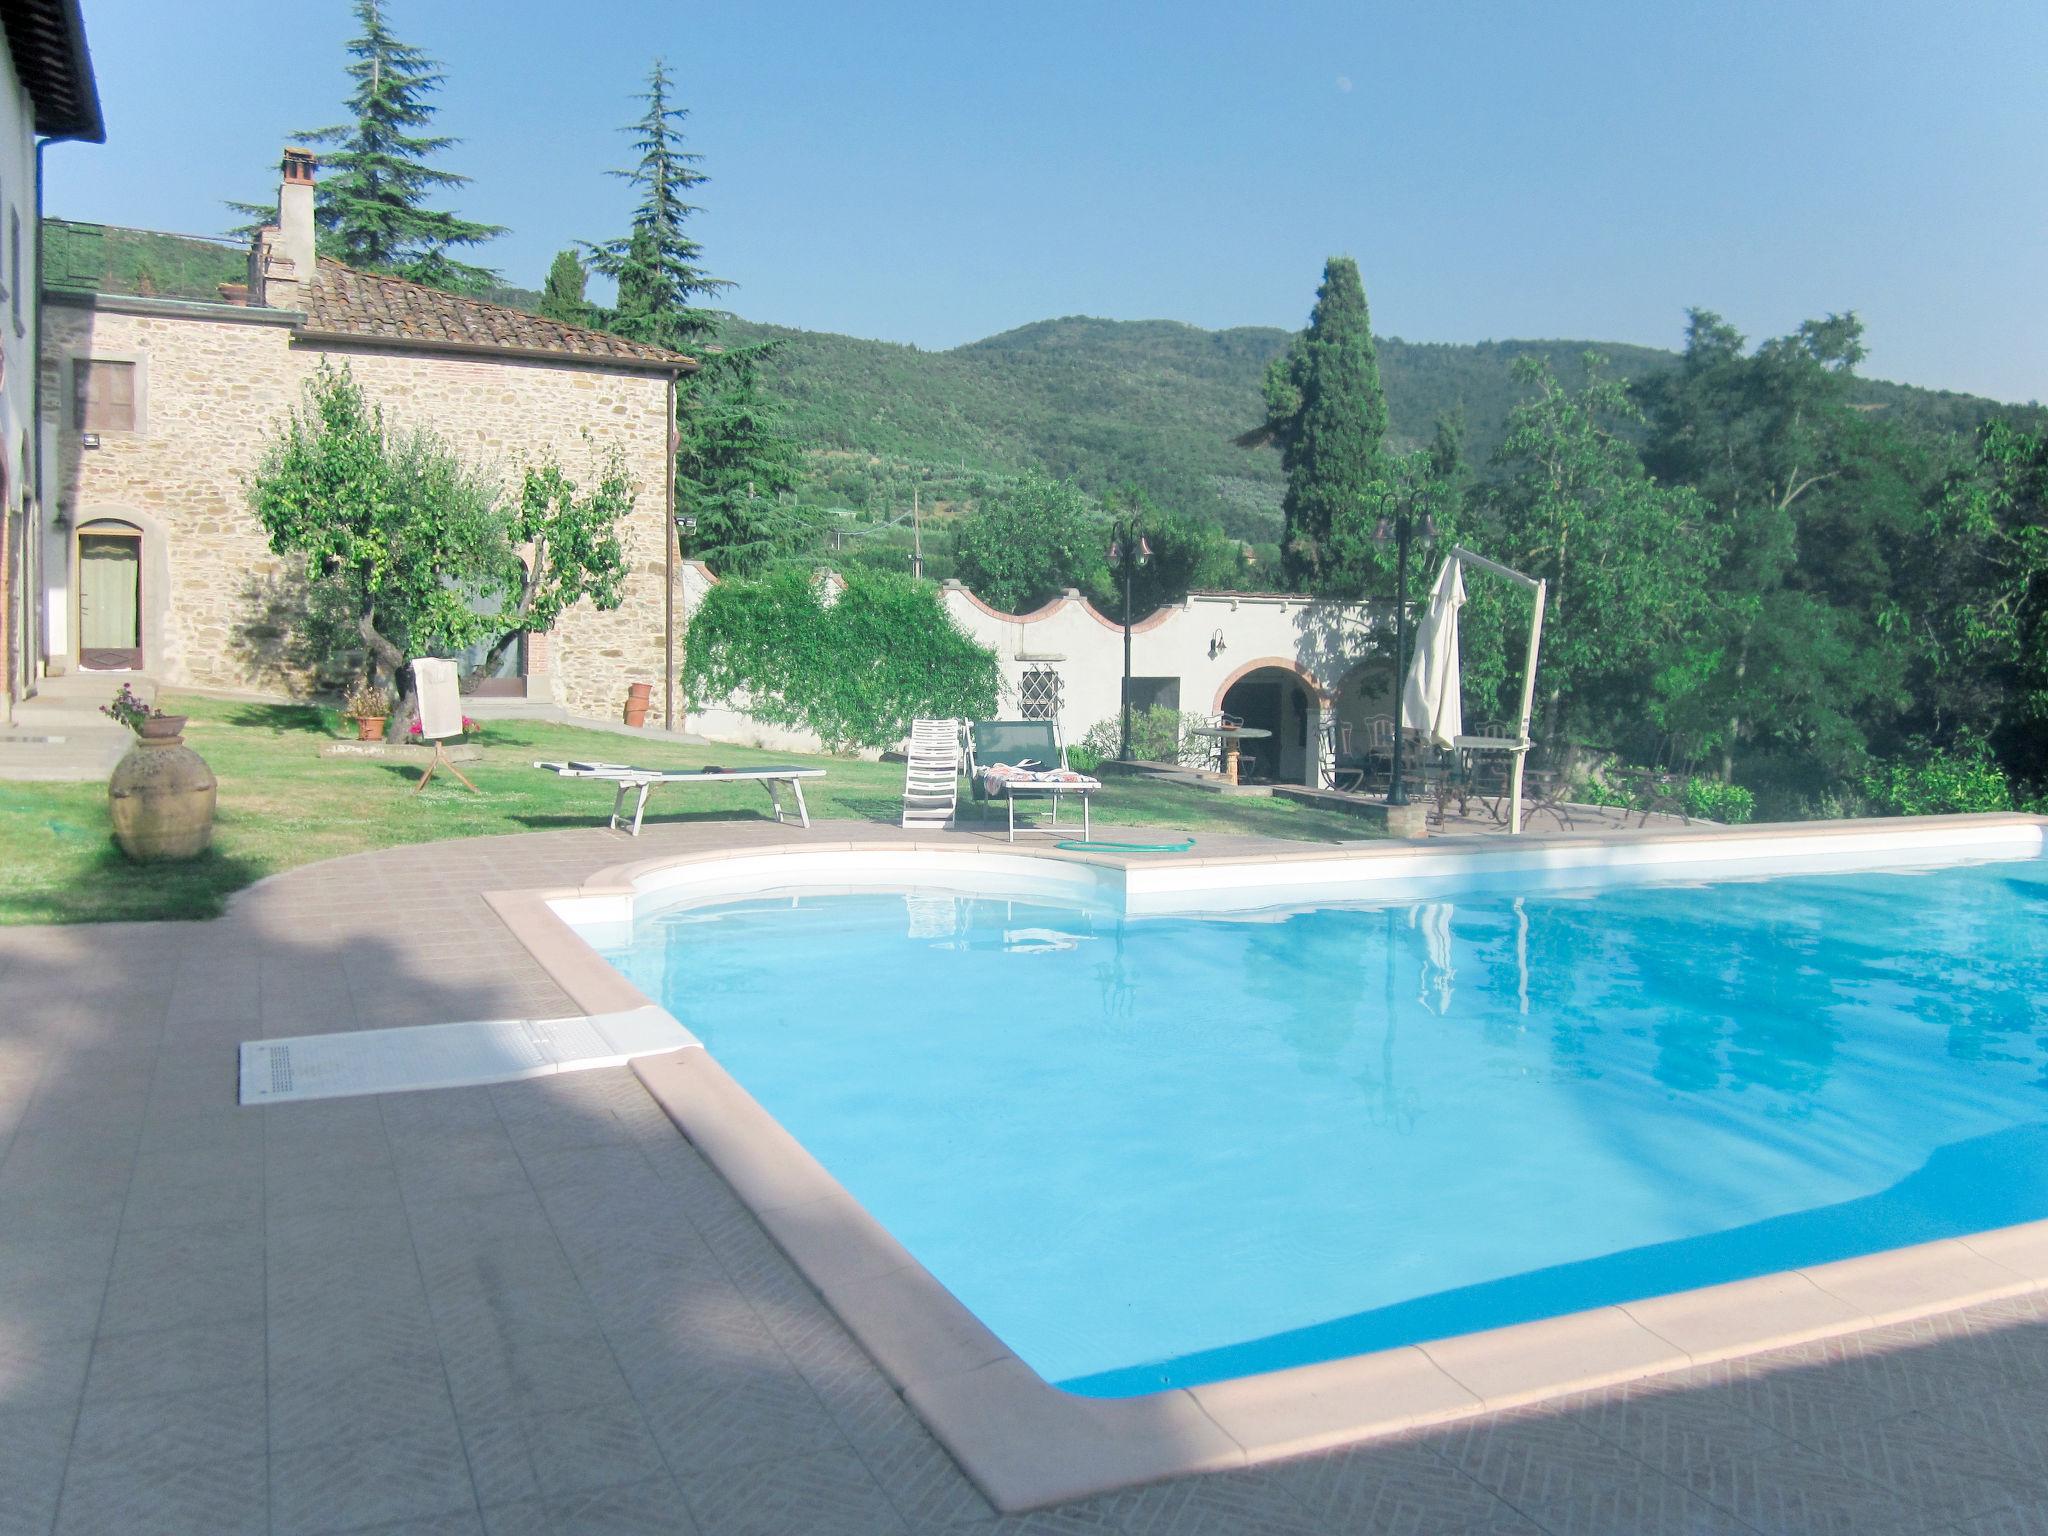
[575,833,2048,1399]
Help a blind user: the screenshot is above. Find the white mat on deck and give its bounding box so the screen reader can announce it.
[238,1005,695,1105]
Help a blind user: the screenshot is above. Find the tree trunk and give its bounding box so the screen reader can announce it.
[1721,639,1749,781]
[357,604,416,739]
[478,553,542,688]
[481,627,523,678]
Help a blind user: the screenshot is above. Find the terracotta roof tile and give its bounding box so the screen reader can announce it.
[301,259,693,369]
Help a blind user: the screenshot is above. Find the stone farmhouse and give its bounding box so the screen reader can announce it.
[39,149,695,719]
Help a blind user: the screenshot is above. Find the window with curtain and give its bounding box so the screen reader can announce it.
[74,361,137,431]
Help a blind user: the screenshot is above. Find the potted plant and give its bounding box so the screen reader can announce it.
[100,684,217,862]
[343,678,391,741]
[102,681,186,741]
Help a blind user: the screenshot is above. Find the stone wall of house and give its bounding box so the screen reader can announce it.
[40,296,675,720]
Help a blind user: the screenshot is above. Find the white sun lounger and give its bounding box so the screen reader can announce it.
[535,760,825,836]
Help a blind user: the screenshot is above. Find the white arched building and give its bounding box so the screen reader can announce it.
[680,562,1395,789]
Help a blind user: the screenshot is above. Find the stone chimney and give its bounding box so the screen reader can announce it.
[248,148,317,309]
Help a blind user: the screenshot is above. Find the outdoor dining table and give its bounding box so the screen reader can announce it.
[1448,734,1532,826]
[1186,724,1273,785]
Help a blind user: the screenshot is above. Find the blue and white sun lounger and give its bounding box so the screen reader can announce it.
[535,760,825,835]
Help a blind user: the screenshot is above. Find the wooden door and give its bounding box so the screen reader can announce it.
[78,530,142,669]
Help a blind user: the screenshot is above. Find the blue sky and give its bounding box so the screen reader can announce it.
[48,0,2048,402]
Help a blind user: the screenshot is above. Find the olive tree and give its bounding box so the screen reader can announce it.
[248,362,636,730]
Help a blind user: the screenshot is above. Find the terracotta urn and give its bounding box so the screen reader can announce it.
[108,720,218,862]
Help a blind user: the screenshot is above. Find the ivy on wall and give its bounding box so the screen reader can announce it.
[683,567,1001,751]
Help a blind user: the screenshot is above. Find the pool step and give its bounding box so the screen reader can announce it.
[238,1006,696,1104]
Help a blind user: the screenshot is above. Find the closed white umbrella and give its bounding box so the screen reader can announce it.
[1401,558,1466,749]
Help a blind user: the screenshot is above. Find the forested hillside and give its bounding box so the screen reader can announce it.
[719,313,2026,543]
[44,220,2024,549]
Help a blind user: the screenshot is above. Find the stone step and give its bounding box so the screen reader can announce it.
[0,737,128,782]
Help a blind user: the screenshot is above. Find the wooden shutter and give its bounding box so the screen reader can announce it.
[75,361,137,431]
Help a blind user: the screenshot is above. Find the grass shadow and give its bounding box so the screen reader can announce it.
[504,807,786,831]
[369,761,493,795]
[8,837,278,925]
[221,702,336,738]
[827,793,914,825]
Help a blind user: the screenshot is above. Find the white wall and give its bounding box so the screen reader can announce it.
[0,51,38,696]
[676,562,1391,784]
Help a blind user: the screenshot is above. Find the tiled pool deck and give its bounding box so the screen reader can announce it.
[5,818,2048,1535]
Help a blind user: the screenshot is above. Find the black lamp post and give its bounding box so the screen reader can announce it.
[1373,502,1436,807]
[1108,518,1151,760]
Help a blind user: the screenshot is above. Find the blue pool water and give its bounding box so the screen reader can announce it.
[586,856,2048,1395]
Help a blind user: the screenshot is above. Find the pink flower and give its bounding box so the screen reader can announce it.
[408,716,478,736]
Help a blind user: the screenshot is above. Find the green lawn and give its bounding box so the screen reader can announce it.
[0,693,1381,925]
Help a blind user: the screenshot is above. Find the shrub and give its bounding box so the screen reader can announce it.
[684,566,1001,752]
[1683,778,1756,825]
[1571,776,1634,810]
[951,472,1106,612]
[1861,741,2015,816]
[1077,706,1213,767]
[1065,743,1103,775]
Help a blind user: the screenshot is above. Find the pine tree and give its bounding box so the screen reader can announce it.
[537,249,591,327]
[676,342,811,574]
[229,0,502,293]
[584,61,728,351]
[583,63,803,573]
[1240,257,1389,591]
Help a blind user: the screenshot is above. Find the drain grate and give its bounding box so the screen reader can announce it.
[237,1006,694,1105]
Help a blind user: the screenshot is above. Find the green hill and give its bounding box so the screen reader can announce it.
[43,221,2029,544]
[719,313,2028,542]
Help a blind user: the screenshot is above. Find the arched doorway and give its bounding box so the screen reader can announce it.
[1217,662,1320,785]
[75,518,144,670]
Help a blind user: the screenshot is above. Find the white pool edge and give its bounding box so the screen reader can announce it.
[486,814,2048,1512]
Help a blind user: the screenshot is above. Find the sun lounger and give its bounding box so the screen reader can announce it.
[534,760,825,835]
[964,720,1100,842]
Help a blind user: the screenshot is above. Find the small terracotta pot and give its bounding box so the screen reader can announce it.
[623,702,649,728]
[352,715,389,742]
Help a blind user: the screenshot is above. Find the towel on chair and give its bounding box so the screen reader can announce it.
[979,762,1101,794]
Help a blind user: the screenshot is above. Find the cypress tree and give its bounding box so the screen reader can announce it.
[538,249,591,327]
[229,0,503,293]
[584,61,728,352]
[1248,257,1389,591]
